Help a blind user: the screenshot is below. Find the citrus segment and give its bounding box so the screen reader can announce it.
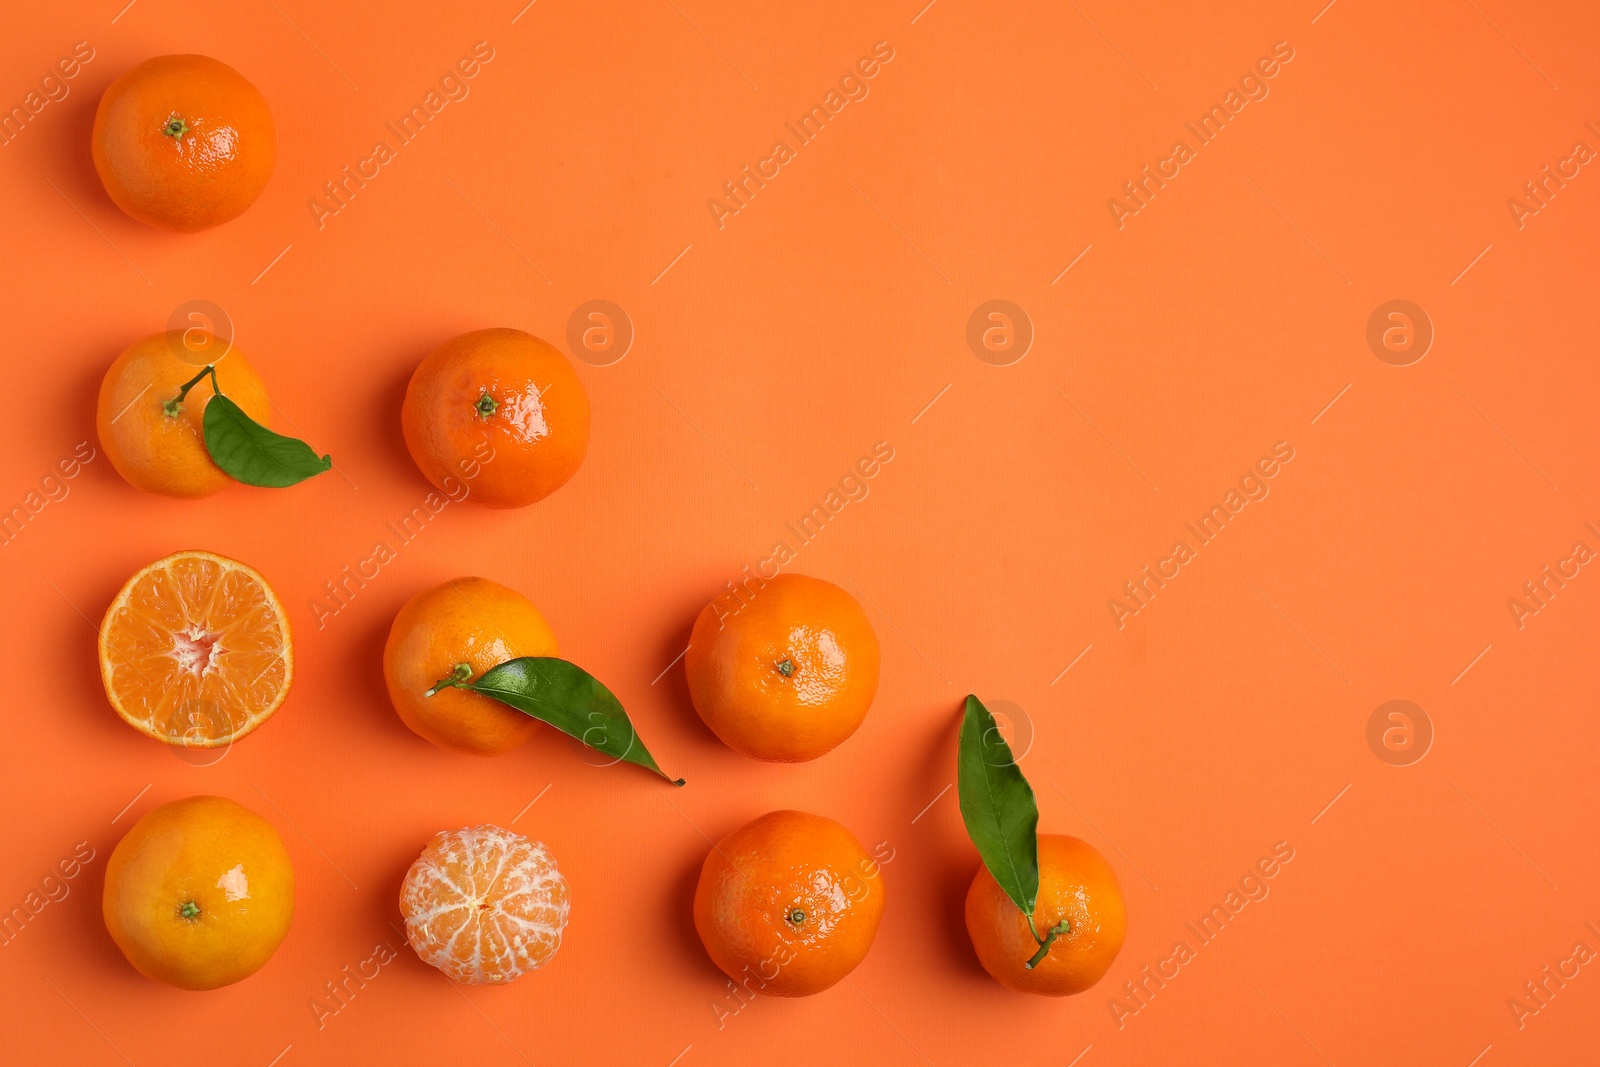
[99,550,292,747]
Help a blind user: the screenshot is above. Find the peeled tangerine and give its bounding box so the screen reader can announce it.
[400,825,570,984]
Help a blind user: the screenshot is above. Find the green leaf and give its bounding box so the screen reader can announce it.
[461,657,683,784]
[202,394,332,488]
[957,694,1039,916]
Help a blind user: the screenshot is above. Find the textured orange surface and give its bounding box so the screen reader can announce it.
[0,1,1597,1064]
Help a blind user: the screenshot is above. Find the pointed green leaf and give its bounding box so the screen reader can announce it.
[463,657,683,784]
[957,694,1039,916]
[203,394,332,487]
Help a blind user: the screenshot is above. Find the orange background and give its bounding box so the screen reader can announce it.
[2,0,1597,1064]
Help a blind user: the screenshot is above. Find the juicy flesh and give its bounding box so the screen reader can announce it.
[102,555,288,743]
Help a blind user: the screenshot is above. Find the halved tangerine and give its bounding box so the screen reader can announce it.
[98,550,292,748]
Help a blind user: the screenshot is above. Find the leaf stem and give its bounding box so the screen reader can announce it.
[1024,916,1072,970]
[164,364,222,418]
[424,662,475,697]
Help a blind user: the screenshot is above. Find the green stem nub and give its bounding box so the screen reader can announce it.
[475,393,498,418]
[163,115,189,138]
[164,364,220,418]
[1024,917,1072,970]
[786,908,806,925]
[776,659,794,678]
[425,662,475,697]
[179,901,200,920]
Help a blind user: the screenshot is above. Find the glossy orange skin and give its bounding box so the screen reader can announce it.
[383,577,560,755]
[92,55,276,232]
[685,574,879,761]
[103,796,295,990]
[965,834,1127,996]
[694,810,885,996]
[402,329,590,509]
[96,330,272,498]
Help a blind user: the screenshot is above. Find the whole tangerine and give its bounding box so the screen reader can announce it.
[92,55,275,232]
[401,328,590,509]
[965,834,1127,996]
[693,809,885,996]
[102,795,295,990]
[383,577,558,755]
[685,574,880,761]
[97,330,271,498]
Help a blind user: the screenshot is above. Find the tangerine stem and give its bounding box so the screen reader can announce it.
[164,364,221,418]
[425,662,475,697]
[1024,917,1072,970]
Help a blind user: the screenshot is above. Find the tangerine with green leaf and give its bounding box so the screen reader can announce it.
[383,577,560,755]
[965,834,1126,996]
[956,694,1126,995]
[97,330,271,498]
[384,577,680,780]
